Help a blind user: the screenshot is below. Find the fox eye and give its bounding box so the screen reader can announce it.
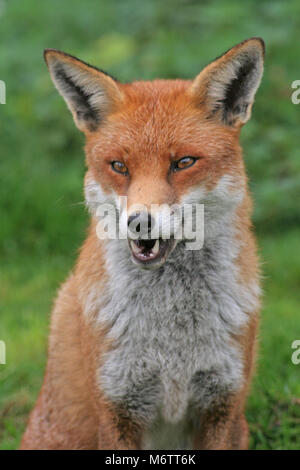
[172,156,198,172]
[111,161,129,175]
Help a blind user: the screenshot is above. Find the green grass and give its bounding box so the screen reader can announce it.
[248,229,300,449]
[0,255,72,449]
[1,230,299,449]
[0,0,300,450]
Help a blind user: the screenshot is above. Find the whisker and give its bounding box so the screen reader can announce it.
[69,201,87,208]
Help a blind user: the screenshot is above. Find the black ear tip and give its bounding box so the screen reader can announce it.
[254,37,265,53]
[43,48,66,65]
[43,49,51,64]
[247,37,265,56]
[43,48,58,64]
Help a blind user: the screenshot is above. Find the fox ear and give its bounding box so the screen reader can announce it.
[44,49,123,132]
[190,38,264,127]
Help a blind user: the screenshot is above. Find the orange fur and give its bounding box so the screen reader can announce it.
[21,38,264,450]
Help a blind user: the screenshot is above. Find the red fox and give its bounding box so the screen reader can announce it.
[21,38,264,450]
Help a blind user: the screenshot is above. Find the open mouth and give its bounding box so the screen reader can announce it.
[129,238,175,267]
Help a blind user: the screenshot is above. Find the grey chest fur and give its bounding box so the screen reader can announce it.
[98,238,254,428]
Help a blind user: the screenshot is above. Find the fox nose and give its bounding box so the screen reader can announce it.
[127,212,154,237]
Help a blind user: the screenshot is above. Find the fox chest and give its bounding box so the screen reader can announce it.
[100,314,242,425]
[97,247,250,425]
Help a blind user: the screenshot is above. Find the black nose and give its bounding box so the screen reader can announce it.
[127,212,154,236]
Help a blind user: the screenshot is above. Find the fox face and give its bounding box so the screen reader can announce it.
[45,38,264,269]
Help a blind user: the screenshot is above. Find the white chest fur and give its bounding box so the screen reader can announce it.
[96,225,258,435]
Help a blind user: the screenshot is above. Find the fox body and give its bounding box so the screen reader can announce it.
[21,38,264,450]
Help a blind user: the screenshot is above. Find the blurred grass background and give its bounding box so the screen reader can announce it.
[0,0,299,449]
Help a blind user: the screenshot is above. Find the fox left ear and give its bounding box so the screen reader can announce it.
[190,38,265,127]
[44,49,124,133]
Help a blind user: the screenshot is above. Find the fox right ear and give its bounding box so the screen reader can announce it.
[44,49,123,133]
[190,38,264,127]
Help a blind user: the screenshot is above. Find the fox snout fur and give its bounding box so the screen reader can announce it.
[21,37,264,450]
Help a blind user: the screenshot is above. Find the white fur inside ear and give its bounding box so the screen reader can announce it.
[196,43,264,126]
[55,61,108,110]
[47,56,112,131]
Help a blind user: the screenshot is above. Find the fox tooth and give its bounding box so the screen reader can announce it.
[152,239,160,254]
[130,240,141,254]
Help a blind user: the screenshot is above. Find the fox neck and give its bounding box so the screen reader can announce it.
[96,193,257,317]
[94,196,259,426]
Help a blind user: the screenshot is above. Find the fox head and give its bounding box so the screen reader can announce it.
[44,38,264,269]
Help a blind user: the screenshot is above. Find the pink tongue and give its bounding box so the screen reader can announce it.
[136,240,155,252]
